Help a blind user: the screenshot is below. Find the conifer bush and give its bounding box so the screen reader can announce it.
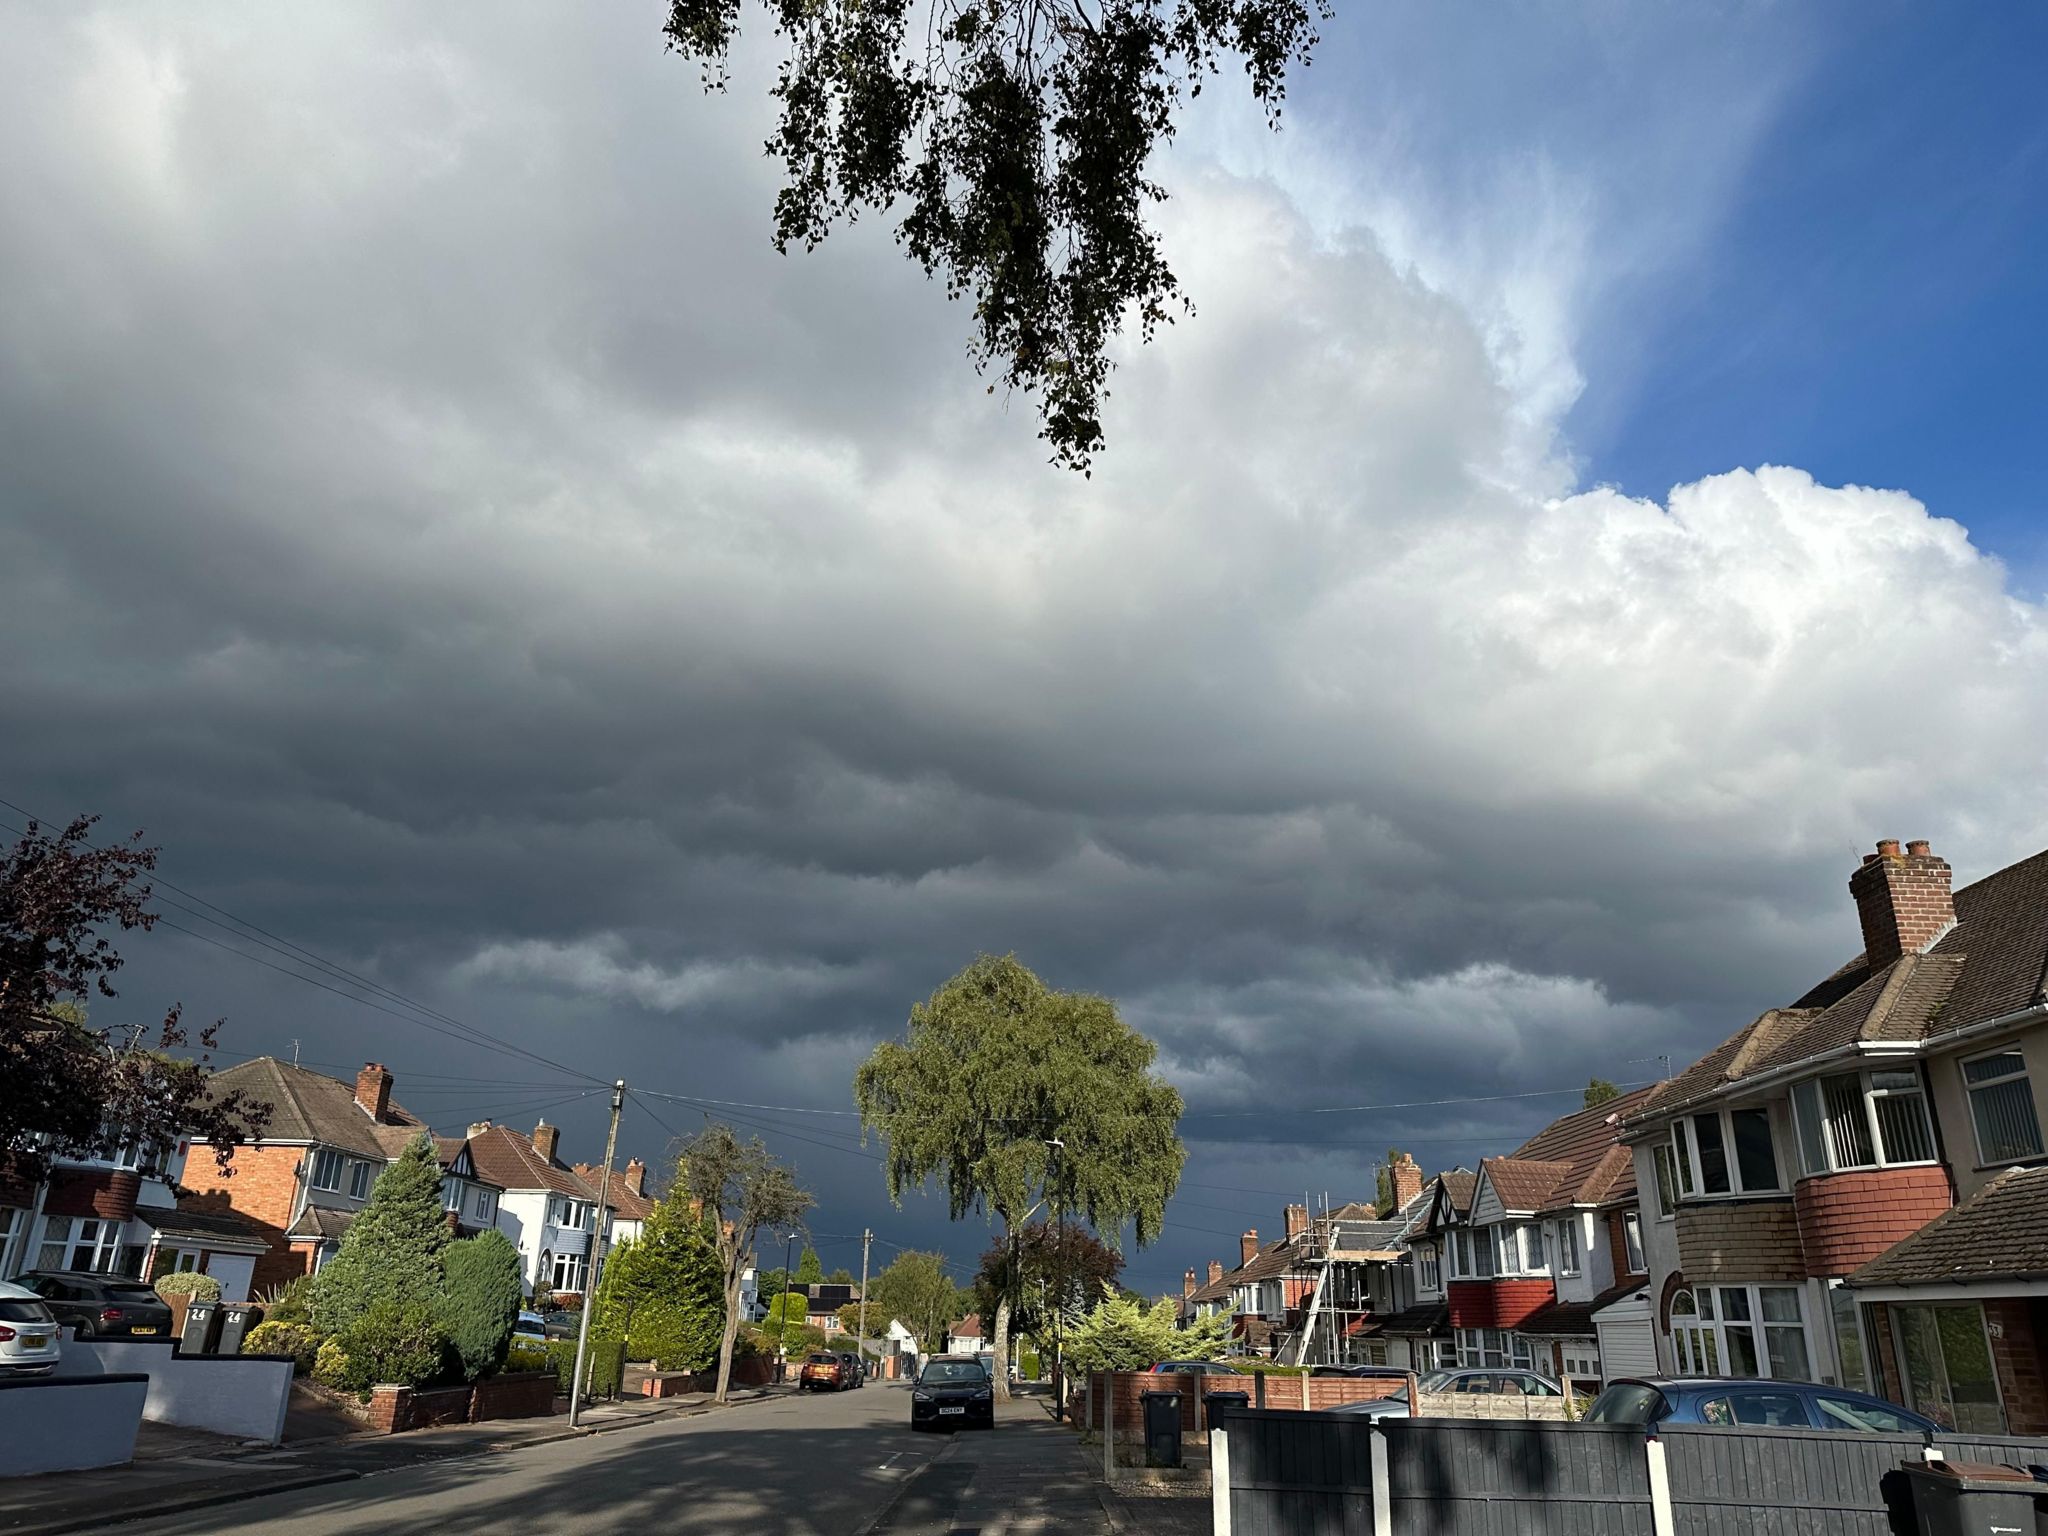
[311,1135,450,1336]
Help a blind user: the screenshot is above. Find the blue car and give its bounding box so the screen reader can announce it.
[1585,1377,1939,1435]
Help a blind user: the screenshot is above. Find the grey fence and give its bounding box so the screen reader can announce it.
[1224,1407,1376,1536]
[1385,1419,1652,1536]
[1217,1411,2048,1536]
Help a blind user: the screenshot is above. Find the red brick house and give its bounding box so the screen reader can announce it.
[1624,839,2048,1434]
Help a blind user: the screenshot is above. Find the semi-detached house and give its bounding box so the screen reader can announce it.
[1623,838,2048,1435]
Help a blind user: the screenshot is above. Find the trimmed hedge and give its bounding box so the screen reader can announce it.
[154,1271,222,1303]
[242,1320,319,1373]
[548,1336,625,1400]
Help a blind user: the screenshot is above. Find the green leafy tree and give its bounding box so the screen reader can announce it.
[972,1219,1122,1341]
[675,1124,815,1403]
[756,1267,788,1305]
[795,1246,824,1284]
[590,1187,727,1371]
[826,1267,853,1285]
[1584,1078,1621,1108]
[1063,1292,1233,1374]
[662,0,1329,471]
[761,1289,809,1348]
[439,1229,525,1381]
[1373,1148,1410,1216]
[856,953,1184,1399]
[311,1134,450,1336]
[868,1250,964,1354]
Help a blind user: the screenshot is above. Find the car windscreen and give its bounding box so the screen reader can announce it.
[0,1298,54,1324]
[806,1354,839,1364]
[1585,1383,1664,1425]
[106,1285,162,1305]
[1416,1370,1458,1392]
[920,1360,987,1384]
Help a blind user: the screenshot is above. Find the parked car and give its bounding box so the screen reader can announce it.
[541,1309,579,1340]
[1312,1364,1412,1379]
[511,1311,550,1350]
[0,1281,61,1377]
[1585,1377,1939,1435]
[1329,1366,1565,1419]
[800,1352,848,1391]
[836,1351,866,1387]
[13,1272,175,1338]
[912,1355,996,1431]
[1151,1360,1246,1376]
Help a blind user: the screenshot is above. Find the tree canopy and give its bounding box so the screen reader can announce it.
[795,1246,824,1285]
[589,1189,726,1372]
[1583,1078,1621,1108]
[440,1229,526,1381]
[1,816,267,1182]
[312,1134,450,1336]
[662,0,1329,472]
[973,1218,1123,1341]
[674,1124,814,1401]
[855,953,1184,1394]
[1063,1292,1234,1373]
[866,1249,966,1353]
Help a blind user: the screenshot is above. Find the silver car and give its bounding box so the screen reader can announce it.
[0,1280,61,1378]
[1329,1366,1564,1419]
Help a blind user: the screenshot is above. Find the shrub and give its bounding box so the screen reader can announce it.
[438,1229,524,1381]
[312,1338,353,1391]
[259,1276,314,1326]
[312,1136,449,1337]
[153,1271,221,1303]
[547,1336,625,1400]
[1018,1348,1042,1380]
[337,1300,449,1391]
[506,1343,551,1375]
[242,1320,319,1373]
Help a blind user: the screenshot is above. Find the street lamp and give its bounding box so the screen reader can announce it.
[777,1228,800,1383]
[1046,1138,1066,1421]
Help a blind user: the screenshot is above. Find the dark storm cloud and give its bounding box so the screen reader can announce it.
[5,4,2046,1293]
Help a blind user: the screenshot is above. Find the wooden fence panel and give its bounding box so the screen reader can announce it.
[1661,1425,1925,1536]
[1385,1419,1652,1536]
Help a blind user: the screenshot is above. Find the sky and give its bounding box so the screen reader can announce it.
[3,2,2045,1298]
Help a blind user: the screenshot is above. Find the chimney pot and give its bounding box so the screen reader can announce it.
[1184,1268,1197,1298]
[1240,1229,1260,1267]
[532,1119,561,1163]
[1850,838,1955,968]
[467,1121,492,1139]
[354,1063,393,1123]
[625,1158,647,1197]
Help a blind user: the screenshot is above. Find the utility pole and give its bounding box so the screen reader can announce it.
[1047,1138,1066,1421]
[568,1079,624,1429]
[856,1227,872,1373]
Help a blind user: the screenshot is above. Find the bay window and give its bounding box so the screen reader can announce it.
[1670,1108,1782,1198]
[1489,1223,1545,1277]
[1962,1048,2044,1164]
[1790,1067,1938,1175]
[548,1249,588,1293]
[1670,1284,1812,1382]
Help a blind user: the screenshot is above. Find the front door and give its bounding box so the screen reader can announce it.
[1895,1302,2004,1435]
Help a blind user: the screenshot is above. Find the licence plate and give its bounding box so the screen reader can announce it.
[130,1326,158,1335]
[20,1334,50,1349]
[939,1406,965,1416]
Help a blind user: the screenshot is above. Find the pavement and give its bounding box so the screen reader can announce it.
[1,1379,1213,1536]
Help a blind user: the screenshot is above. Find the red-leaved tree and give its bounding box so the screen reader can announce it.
[1,816,268,1183]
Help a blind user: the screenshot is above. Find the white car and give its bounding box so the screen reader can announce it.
[0,1280,61,1377]
[511,1310,550,1350]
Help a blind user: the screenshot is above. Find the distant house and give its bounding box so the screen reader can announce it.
[466,1120,608,1301]
[799,1282,861,1335]
[944,1313,984,1355]
[573,1159,655,1247]
[180,1059,501,1295]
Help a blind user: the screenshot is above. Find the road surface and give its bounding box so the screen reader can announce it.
[117,1383,1116,1536]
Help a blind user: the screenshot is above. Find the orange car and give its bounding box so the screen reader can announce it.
[799,1352,847,1391]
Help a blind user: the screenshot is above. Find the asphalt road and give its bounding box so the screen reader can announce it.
[115,1384,1115,1536]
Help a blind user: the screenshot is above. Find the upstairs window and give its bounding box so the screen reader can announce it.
[348,1161,372,1201]
[1556,1219,1580,1276]
[1651,1144,1679,1219]
[1791,1068,1937,1174]
[308,1148,344,1192]
[1672,1109,1781,1198]
[1417,1243,1441,1291]
[1963,1049,2044,1165]
[1622,1212,1645,1274]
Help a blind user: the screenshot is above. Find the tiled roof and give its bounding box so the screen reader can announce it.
[465,1124,600,1199]
[1232,1238,1307,1285]
[1372,1302,1449,1336]
[1438,1171,1477,1215]
[1639,846,2048,1122]
[137,1202,268,1249]
[1479,1157,1574,1214]
[1188,1271,1236,1305]
[205,1058,432,1162]
[572,1162,656,1221]
[1477,1086,1661,1214]
[286,1206,357,1241]
[1515,1280,1646,1338]
[1850,1167,2048,1289]
[951,1313,983,1337]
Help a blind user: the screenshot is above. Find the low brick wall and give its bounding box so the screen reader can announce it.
[367,1372,559,1433]
[1086,1370,1408,1438]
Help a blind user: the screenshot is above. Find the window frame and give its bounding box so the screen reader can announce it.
[348,1160,373,1201]
[308,1147,345,1193]
[1669,1283,1813,1384]
[1960,1047,2046,1167]
[1790,1066,1940,1176]
[1622,1211,1645,1274]
[1417,1241,1441,1291]
[1651,1143,1679,1220]
[1556,1216,1581,1277]
[1671,1107,1784,1200]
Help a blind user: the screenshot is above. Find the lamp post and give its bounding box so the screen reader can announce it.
[1046,1137,1066,1421]
[777,1228,799,1383]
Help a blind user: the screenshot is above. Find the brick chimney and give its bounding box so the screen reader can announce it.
[355,1063,393,1123]
[624,1159,647,1197]
[1284,1203,1308,1240]
[1392,1154,1424,1213]
[1184,1267,1197,1299]
[532,1119,560,1163]
[1208,1260,1224,1285]
[467,1121,493,1139]
[1240,1229,1259,1266]
[1850,838,1955,968]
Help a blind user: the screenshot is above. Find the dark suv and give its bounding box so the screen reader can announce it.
[13,1272,174,1338]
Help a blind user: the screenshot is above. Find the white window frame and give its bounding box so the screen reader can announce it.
[0,1205,26,1276]
[1960,1047,2046,1166]
[548,1249,588,1293]
[1556,1217,1581,1277]
[1650,1143,1679,1219]
[1622,1211,1645,1274]
[1416,1242,1441,1291]
[471,1186,496,1223]
[1669,1284,1813,1382]
[1671,1107,1783,1200]
[308,1147,345,1192]
[348,1161,373,1201]
[443,1177,463,1213]
[1790,1067,1939,1176]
